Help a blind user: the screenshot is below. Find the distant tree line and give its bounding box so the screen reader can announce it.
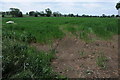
[1,3,120,18]
[26,8,119,18]
[1,8,23,17]
[27,8,62,17]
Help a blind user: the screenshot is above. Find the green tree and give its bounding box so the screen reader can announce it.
[10,8,22,17]
[68,14,74,17]
[1,12,5,17]
[6,11,10,15]
[18,12,23,17]
[111,14,115,17]
[39,11,45,16]
[53,11,61,17]
[29,11,35,16]
[76,14,79,17]
[116,1,120,10]
[102,14,106,17]
[26,12,29,15]
[45,8,52,17]
[34,13,38,17]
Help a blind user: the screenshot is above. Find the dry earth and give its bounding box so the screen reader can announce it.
[31,32,119,78]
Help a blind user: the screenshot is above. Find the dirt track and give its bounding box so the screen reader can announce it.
[51,35,118,78]
[31,33,119,78]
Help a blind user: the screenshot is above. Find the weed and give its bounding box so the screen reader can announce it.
[79,51,86,56]
[96,53,108,69]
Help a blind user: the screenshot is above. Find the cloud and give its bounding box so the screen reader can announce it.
[81,3,101,8]
[0,1,118,15]
[1,0,118,2]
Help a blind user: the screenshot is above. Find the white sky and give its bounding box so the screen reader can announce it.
[1,0,118,2]
[0,0,119,15]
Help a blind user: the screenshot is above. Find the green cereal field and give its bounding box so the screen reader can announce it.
[2,17,119,79]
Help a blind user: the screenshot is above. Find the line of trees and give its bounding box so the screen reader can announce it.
[1,8,23,17]
[1,9,119,18]
[1,1,120,18]
[26,8,119,17]
[9,8,23,17]
[26,11,119,18]
[27,8,62,17]
[23,2,120,18]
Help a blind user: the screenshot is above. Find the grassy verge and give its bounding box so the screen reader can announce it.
[2,24,65,79]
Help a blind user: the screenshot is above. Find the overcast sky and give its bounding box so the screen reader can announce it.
[0,0,119,15]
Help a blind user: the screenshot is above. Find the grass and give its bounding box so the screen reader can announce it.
[96,53,108,69]
[2,17,118,79]
[64,18,118,40]
[2,20,65,79]
[79,51,86,56]
[2,35,57,78]
[2,17,118,43]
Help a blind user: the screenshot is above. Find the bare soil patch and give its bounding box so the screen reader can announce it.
[31,34,119,78]
[51,34,118,78]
